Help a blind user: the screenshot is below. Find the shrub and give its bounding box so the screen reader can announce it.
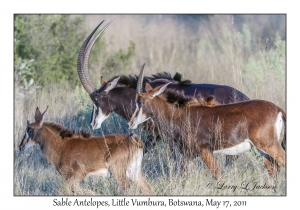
[14,15,136,89]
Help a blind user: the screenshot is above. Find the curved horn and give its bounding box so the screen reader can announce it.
[77,20,104,94]
[77,20,113,95]
[136,63,146,95]
[82,20,114,94]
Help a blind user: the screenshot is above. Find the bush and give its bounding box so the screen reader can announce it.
[14,15,136,89]
[14,15,86,87]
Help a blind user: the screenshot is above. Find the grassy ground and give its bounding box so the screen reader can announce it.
[13,84,286,196]
[14,15,286,196]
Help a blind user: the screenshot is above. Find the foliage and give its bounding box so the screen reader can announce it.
[14,56,35,89]
[243,32,286,97]
[14,15,86,87]
[14,15,136,89]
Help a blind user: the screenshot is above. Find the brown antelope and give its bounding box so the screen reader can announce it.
[128,80,286,178]
[19,107,153,195]
[77,20,249,157]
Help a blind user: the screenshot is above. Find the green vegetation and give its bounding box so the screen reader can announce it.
[14,15,85,88]
[103,40,135,76]
[14,15,286,196]
[14,15,135,89]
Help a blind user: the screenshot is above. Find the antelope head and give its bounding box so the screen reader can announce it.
[128,64,171,129]
[19,107,48,153]
[89,76,121,130]
[77,20,121,130]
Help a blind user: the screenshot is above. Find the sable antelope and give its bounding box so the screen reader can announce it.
[19,107,153,195]
[128,80,286,178]
[77,20,250,155]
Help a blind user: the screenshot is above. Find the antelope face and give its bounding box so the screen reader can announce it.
[19,125,37,153]
[19,107,47,153]
[128,82,171,129]
[90,93,111,130]
[128,103,151,129]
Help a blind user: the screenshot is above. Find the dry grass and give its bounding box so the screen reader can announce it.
[14,84,286,196]
[14,15,286,196]
[85,14,285,109]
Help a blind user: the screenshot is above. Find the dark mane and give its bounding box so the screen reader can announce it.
[44,122,92,139]
[116,75,139,88]
[145,72,173,81]
[96,72,192,93]
[96,75,139,93]
[172,72,192,85]
[162,89,194,107]
[146,72,192,85]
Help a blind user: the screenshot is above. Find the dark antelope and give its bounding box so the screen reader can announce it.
[77,20,250,154]
[128,81,286,178]
[19,107,153,195]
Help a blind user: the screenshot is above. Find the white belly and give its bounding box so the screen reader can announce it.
[87,168,110,178]
[213,140,252,155]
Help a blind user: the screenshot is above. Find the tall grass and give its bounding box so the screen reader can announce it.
[86,15,285,108]
[14,15,286,196]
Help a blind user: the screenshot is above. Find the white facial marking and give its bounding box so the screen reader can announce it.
[213,140,252,155]
[25,130,29,138]
[22,131,36,152]
[90,104,97,127]
[128,107,150,129]
[126,149,143,181]
[91,105,110,130]
[127,104,139,127]
[275,112,283,142]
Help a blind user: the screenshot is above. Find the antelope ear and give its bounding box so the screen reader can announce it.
[152,82,171,98]
[36,106,48,128]
[34,107,42,121]
[100,76,106,85]
[145,83,153,92]
[104,77,120,93]
[27,120,30,126]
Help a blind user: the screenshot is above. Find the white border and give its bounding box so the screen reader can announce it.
[3,1,299,209]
